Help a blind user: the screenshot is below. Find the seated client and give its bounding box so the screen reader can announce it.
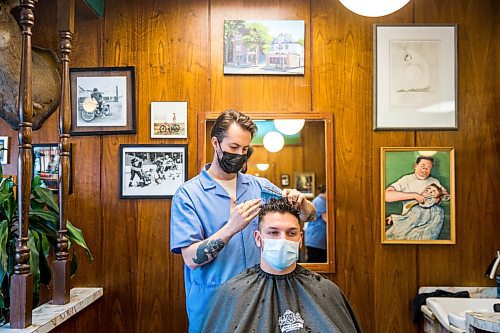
[201,198,362,333]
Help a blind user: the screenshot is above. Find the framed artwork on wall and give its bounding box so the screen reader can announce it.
[294,172,315,199]
[374,25,458,130]
[150,102,188,139]
[223,20,305,75]
[280,174,290,187]
[381,147,455,244]
[120,144,188,199]
[69,66,136,136]
[0,136,9,165]
[32,144,73,194]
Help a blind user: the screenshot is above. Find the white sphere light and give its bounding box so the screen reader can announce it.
[256,163,270,171]
[263,131,285,153]
[274,119,305,135]
[338,0,410,17]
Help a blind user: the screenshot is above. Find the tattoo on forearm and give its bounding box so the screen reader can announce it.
[192,239,225,264]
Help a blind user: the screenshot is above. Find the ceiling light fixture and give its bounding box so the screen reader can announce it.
[263,131,285,153]
[338,0,411,17]
[274,119,305,136]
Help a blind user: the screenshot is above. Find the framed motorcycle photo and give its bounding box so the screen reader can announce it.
[70,66,136,136]
[150,101,188,139]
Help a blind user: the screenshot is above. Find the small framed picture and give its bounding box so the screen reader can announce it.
[381,147,455,244]
[70,66,136,136]
[32,144,73,194]
[280,174,290,186]
[120,144,188,199]
[150,102,188,139]
[374,24,457,130]
[0,136,9,164]
[294,172,315,199]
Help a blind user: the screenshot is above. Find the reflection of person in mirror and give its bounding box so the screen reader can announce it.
[305,184,327,263]
[46,154,58,174]
[386,183,447,240]
[385,155,447,213]
[170,110,317,333]
[201,198,361,333]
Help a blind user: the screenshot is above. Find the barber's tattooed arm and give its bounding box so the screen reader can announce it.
[192,239,225,264]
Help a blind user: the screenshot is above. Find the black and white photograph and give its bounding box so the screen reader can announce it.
[374,25,457,130]
[294,171,315,199]
[120,144,187,199]
[70,67,136,135]
[32,144,73,194]
[0,136,9,165]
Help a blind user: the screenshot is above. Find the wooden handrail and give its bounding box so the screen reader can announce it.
[53,0,75,305]
[10,0,36,328]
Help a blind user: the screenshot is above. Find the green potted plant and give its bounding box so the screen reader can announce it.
[0,166,93,325]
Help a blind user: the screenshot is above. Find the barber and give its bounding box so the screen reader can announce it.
[170,110,316,333]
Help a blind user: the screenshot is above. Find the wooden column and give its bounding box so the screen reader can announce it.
[10,0,36,328]
[53,0,75,305]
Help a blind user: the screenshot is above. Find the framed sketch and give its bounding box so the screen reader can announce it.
[120,144,188,199]
[281,174,290,187]
[0,136,9,164]
[294,172,314,199]
[223,20,305,75]
[32,144,73,194]
[381,147,455,244]
[150,102,188,139]
[374,25,457,130]
[70,66,136,135]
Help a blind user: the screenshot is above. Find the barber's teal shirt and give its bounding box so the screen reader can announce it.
[170,165,280,333]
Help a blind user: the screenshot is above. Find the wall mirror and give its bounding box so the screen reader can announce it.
[198,112,335,273]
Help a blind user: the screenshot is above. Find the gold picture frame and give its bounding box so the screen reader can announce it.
[381,147,455,244]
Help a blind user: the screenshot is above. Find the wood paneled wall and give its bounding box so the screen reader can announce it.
[0,0,498,332]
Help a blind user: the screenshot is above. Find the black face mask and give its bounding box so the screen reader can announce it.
[217,143,247,174]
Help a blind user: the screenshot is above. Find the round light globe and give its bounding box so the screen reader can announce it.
[338,0,410,17]
[256,163,270,171]
[274,119,305,135]
[263,131,285,153]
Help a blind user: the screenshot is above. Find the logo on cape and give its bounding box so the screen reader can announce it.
[278,309,304,332]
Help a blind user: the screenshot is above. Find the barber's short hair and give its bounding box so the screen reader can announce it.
[416,156,434,165]
[258,198,301,229]
[210,110,257,142]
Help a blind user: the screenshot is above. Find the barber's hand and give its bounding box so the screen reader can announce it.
[282,188,306,208]
[227,198,262,235]
[413,193,426,204]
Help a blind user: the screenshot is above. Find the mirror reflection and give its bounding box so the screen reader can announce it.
[205,118,327,263]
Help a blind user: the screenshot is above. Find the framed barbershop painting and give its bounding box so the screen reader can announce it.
[32,144,73,194]
[120,144,188,199]
[70,66,136,136]
[150,102,188,139]
[374,25,457,130]
[381,147,455,244]
[223,20,305,75]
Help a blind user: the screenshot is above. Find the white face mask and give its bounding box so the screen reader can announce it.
[261,237,299,271]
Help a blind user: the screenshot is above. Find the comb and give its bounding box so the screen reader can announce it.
[261,186,282,202]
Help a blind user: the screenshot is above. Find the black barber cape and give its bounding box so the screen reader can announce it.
[201,264,362,333]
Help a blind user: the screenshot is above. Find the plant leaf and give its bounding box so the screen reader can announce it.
[0,221,8,287]
[67,221,93,261]
[36,232,51,286]
[27,231,40,307]
[32,187,59,213]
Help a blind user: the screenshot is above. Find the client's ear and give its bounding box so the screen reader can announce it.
[254,230,262,248]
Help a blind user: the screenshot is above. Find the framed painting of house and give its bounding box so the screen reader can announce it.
[381,147,455,244]
[223,20,305,75]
